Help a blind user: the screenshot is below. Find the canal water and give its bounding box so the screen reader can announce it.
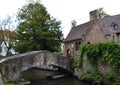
[29,77,91,85]
[20,68,92,85]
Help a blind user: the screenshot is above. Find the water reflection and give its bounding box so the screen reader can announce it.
[29,77,91,85]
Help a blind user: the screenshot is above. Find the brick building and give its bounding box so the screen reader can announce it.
[64,9,120,59]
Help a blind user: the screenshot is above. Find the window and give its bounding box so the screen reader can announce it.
[87,42,90,44]
[76,42,81,51]
[111,22,118,30]
[117,34,120,42]
[113,35,114,40]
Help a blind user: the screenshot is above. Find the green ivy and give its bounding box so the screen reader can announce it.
[76,41,120,85]
[79,72,103,85]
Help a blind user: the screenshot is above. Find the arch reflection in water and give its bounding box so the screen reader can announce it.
[30,77,91,85]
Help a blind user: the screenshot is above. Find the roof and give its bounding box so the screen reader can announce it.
[64,14,120,42]
[64,21,94,42]
[98,14,120,35]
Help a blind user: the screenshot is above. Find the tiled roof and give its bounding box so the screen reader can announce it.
[64,21,94,42]
[64,14,120,42]
[98,14,120,35]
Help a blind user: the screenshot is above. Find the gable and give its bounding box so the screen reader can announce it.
[64,21,94,42]
[85,21,107,44]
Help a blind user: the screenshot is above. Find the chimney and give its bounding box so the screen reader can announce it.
[90,9,99,21]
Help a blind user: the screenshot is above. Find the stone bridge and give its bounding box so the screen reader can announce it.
[0,51,71,81]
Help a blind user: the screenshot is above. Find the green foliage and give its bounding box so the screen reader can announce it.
[79,72,103,84]
[71,20,77,27]
[98,8,110,18]
[113,76,120,85]
[79,41,120,70]
[105,73,120,85]
[73,44,85,67]
[14,2,63,53]
[6,83,14,85]
[73,58,81,68]
[76,41,120,85]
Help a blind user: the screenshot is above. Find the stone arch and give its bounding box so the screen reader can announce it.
[7,64,36,81]
[0,51,71,81]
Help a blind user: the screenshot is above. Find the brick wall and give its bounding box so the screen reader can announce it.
[64,40,81,59]
[85,21,107,44]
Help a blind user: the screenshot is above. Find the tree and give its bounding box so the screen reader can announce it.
[98,8,110,18]
[0,16,15,56]
[14,2,63,53]
[71,20,77,28]
[27,0,40,3]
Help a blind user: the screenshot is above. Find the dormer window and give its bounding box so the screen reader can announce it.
[111,22,118,30]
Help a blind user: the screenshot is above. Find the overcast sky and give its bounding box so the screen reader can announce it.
[0,0,120,38]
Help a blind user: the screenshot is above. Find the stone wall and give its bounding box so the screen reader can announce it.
[64,39,82,59]
[73,53,120,85]
[74,53,111,77]
[85,21,107,44]
[0,51,71,81]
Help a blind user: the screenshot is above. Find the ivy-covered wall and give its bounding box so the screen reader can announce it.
[74,41,120,85]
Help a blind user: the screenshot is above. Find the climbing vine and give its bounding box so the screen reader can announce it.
[76,41,120,85]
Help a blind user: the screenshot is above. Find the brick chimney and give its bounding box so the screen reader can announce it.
[90,9,99,21]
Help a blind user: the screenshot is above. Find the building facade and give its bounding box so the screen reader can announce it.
[64,9,120,59]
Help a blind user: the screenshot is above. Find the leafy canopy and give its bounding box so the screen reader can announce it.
[14,2,63,53]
